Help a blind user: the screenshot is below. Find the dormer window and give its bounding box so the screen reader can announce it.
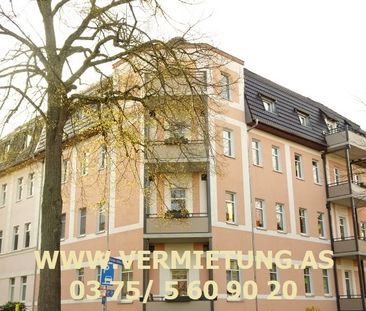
[262,96,276,113]
[297,111,310,127]
[325,117,338,131]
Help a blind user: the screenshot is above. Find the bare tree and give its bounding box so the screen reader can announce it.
[0,1,225,310]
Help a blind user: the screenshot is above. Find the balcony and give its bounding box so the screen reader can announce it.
[333,236,366,257]
[144,296,212,311]
[327,181,366,207]
[325,126,366,162]
[145,140,208,172]
[145,213,210,241]
[339,296,366,311]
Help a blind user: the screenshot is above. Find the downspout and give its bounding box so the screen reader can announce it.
[32,158,45,311]
[246,119,259,311]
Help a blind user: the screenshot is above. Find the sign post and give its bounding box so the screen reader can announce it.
[100,257,123,311]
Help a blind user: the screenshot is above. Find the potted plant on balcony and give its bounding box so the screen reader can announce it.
[165,207,190,219]
[164,135,189,145]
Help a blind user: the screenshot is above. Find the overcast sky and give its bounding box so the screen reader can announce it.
[1,0,366,135]
[175,0,366,128]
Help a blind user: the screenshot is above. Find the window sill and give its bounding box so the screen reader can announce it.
[98,167,106,171]
[226,221,238,226]
[314,182,322,186]
[324,294,333,298]
[224,154,236,159]
[273,169,283,174]
[318,236,327,240]
[78,234,86,238]
[253,163,263,168]
[295,177,304,181]
[15,199,22,203]
[60,238,65,242]
[256,226,266,231]
[305,294,314,298]
[0,205,5,208]
[96,230,105,235]
[300,233,310,238]
[118,300,133,304]
[277,230,287,234]
[27,195,34,199]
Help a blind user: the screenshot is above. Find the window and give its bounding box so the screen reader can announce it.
[99,145,107,169]
[13,226,19,250]
[354,173,361,184]
[75,268,84,298]
[20,276,27,301]
[61,213,66,240]
[339,216,348,239]
[325,117,338,131]
[9,278,15,301]
[1,183,7,206]
[304,268,313,295]
[97,207,106,232]
[272,146,281,171]
[299,208,308,235]
[28,173,34,197]
[334,168,341,184]
[317,212,325,238]
[61,159,68,183]
[220,72,230,100]
[167,121,189,139]
[344,271,353,297]
[312,160,320,184]
[121,264,134,299]
[225,192,236,223]
[24,223,31,248]
[79,208,86,236]
[80,151,89,176]
[226,259,240,283]
[276,203,285,231]
[269,263,279,292]
[298,112,310,126]
[17,177,23,201]
[361,222,366,239]
[0,230,3,253]
[171,188,186,211]
[171,269,188,296]
[96,265,102,283]
[223,129,234,157]
[255,199,265,228]
[294,154,303,179]
[252,140,262,166]
[262,97,276,113]
[322,270,330,295]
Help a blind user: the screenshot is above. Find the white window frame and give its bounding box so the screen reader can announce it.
[20,275,27,302]
[97,207,106,233]
[80,151,89,176]
[223,129,234,157]
[304,267,313,295]
[294,154,303,179]
[99,145,107,170]
[220,72,230,100]
[299,208,308,235]
[225,192,236,224]
[75,268,84,298]
[361,222,366,239]
[344,270,354,297]
[312,160,321,184]
[16,177,23,201]
[255,199,265,229]
[339,216,348,239]
[269,263,279,292]
[252,139,262,166]
[334,167,341,184]
[298,112,310,126]
[0,230,3,253]
[78,208,86,236]
[120,264,134,300]
[322,269,331,296]
[276,203,285,232]
[24,223,31,248]
[262,97,276,113]
[9,278,15,302]
[272,146,281,171]
[13,225,19,250]
[28,173,34,197]
[317,212,325,238]
[0,183,7,206]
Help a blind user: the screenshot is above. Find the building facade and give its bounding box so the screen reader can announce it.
[0,47,365,311]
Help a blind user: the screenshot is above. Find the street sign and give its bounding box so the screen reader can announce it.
[109,256,122,265]
[100,262,114,286]
[106,289,115,298]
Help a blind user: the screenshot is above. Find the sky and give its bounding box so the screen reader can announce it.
[172,0,366,128]
[1,0,366,134]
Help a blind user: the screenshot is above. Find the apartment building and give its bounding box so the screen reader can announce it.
[0,46,365,311]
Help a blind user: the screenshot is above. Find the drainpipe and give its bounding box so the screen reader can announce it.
[246,123,259,311]
[32,159,45,311]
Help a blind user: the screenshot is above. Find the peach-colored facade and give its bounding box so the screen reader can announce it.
[1,46,366,311]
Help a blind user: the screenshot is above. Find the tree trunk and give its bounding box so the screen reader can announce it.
[38,90,67,311]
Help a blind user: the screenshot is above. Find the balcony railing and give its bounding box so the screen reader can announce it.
[339,295,366,311]
[333,236,366,256]
[325,126,366,161]
[327,181,366,207]
[145,212,209,235]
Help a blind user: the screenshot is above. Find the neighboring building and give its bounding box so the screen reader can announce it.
[0,48,365,311]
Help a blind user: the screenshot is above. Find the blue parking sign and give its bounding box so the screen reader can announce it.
[100,262,114,286]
